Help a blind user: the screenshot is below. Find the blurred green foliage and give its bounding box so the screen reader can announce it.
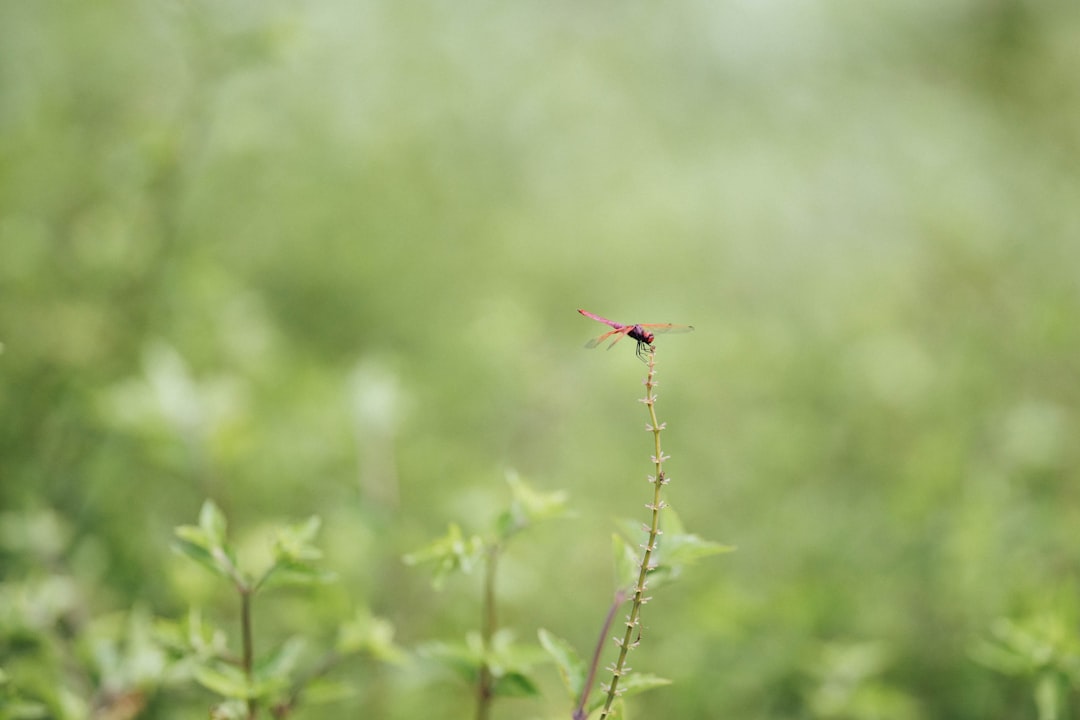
[4,0,1080,718]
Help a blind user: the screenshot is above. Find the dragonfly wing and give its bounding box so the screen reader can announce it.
[605,330,631,350]
[584,327,626,349]
[640,323,695,335]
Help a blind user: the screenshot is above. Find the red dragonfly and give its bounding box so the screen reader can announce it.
[578,309,694,359]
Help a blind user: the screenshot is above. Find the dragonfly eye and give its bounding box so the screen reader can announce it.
[643,332,655,343]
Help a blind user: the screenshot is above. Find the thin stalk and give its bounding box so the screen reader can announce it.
[240,587,257,719]
[575,590,629,720]
[599,347,668,719]
[476,544,500,720]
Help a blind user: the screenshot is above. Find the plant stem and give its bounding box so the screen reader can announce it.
[575,590,629,720]
[476,544,500,720]
[599,347,668,719]
[241,587,257,720]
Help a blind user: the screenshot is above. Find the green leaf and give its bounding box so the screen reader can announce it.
[492,510,517,541]
[154,607,229,660]
[194,664,254,700]
[658,532,734,569]
[973,614,1080,681]
[613,533,640,592]
[174,524,211,551]
[538,628,586,700]
[486,628,548,672]
[1,701,51,719]
[612,509,734,591]
[172,539,227,578]
[300,678,357,705]
[660,507,687,536]
[175,503,242,583]
[419,630,547,690]
[199,500,228,547]
[492,671,540,697]
[618,672,672,697]
[495,471,570,540]
[337,608,407,665]
[970,637,1033,676]
[586,673,672,713]
[0,671,50,720]
[254,637,306,683]
[259,559,335,591]
[273,516,323,563]
[614,516,647,542]
[171,528,239,587]
[195,659,290,703]
[403,523,486,588]
[418,640,483,682]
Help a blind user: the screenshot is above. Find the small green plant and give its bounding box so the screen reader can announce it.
[974,611,1080,720]
[0,509,171,720]
[166,500,403,718]
[404,472,569,720]
[541,341,730,719]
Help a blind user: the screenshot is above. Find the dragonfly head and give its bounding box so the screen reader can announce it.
[641,329,655,344]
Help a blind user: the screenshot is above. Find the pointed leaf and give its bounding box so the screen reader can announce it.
[497,471,570,540]
[493,509,515,540]
[616,672,672,698]
[538,628,587,700]
[418,640,483,682]
[199,501,228,547]
[403,523,486,588]
[660,507,687,537]
[615,517,648,546]
[259,559,335,590]
[175,503,242,582]
[971,638,1033,676]
[155,608,229,660]
[173,531,229,580]
[254,637,306,683]
[273,516,323,563]
[338,608,407,664]
[586,674,672,713]
[194,664,254,700]
[486,629,548,671]
[650,531,735,588]
[2,701,51,719]
[661,533,734,566]
[174,524,211,551]
[492,671,540,697]
[300,678,358,705]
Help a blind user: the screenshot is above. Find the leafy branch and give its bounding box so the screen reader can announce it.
[405,472,568,720]
[167,500,403,718]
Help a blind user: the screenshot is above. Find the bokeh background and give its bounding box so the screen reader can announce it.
[4,1,1080,718]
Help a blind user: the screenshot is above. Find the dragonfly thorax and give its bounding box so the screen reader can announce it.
[628,325,655,344]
